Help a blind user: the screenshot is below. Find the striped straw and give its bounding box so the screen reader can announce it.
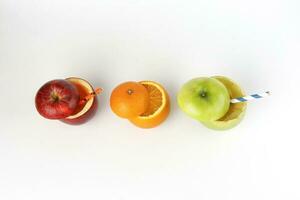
[230,91,270,104]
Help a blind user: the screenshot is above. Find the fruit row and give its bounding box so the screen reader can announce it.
[35,76,247,130]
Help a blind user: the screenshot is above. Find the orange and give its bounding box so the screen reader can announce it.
[129,81,170,128]
[110,81,149,118]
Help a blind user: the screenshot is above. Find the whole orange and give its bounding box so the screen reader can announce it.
[110,81,149,119]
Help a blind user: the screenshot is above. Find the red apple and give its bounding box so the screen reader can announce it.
[35,79,80,119]
[60,77,99,125]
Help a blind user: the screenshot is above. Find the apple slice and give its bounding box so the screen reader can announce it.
[200,76,247,130]
[61,77,100,125]
[35,79,80,119]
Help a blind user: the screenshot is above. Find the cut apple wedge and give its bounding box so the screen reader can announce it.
[199,76,247,130]
[61,77,100,125]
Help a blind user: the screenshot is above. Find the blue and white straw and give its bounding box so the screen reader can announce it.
[230,91,270,103]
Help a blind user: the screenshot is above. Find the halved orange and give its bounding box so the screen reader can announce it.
[110,81,149,119]
[129,81,170,128]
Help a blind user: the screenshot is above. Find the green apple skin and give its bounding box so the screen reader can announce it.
[200,109,246,130]
[199,76,247,131]
[177,77,230,121]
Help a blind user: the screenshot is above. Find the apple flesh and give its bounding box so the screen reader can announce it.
[200,76,247,130]
[177,77,230,121]
[60,77,98,125]
[35,79,80,119]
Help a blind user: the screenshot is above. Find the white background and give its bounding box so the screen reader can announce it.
[0,0,299,199]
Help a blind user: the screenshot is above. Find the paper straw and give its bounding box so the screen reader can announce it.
[230,91,270,103]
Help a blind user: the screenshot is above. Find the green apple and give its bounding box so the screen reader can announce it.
[177,77,230,121]
[200,76,247,130]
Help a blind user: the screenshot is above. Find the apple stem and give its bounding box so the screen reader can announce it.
[79,87,103,105]
[200,91,206,97]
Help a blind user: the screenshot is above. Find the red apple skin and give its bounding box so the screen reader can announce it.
[35,79,79,119]
[60,97,98,125]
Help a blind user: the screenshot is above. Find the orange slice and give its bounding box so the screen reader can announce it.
[129,81,170,128]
